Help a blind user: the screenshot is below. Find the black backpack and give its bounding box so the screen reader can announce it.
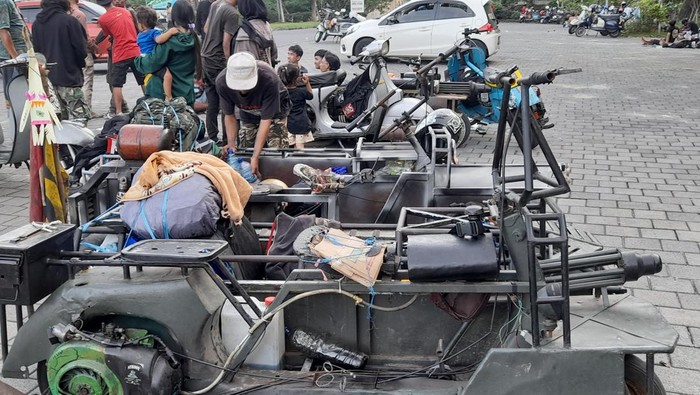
[342,68,375,121]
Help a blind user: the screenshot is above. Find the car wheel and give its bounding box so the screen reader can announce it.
[472,40,489,59]
[314,30,323,43]
[353,37,375,56]
[624,355,666,395]
[575,26,586,37]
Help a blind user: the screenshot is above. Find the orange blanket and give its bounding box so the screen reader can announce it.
[121,151,253,223]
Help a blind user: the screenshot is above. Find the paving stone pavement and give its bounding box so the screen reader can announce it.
[0,23,699,394]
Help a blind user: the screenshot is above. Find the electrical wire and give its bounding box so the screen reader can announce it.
[376,332,492,385]
[181,289,420,394]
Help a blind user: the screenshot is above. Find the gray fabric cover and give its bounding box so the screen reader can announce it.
[121,173,221,239]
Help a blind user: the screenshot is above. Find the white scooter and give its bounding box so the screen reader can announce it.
[306,40,432,143]
[0,56,95,170]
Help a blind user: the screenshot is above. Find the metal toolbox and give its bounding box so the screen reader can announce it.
[0,223,75,305]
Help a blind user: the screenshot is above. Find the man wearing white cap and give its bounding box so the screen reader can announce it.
[216,51,290,177]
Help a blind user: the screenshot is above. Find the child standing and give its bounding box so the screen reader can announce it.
[278,64,314,150]
[135,6,176,101]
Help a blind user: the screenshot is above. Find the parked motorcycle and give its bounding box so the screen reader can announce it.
[314,7,363,42]
[566,7,589,34]
[519,8,544,23]
[0,56,94,170]
[427,29,557,133]
[574,7,624,37]
[306,40,434,144]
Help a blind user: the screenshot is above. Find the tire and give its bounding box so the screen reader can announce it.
[624,355,666,395]
[575,26,586,37]
[314,30,323,43]
[600,30,609,36]
[322,31,329,41]
[59,144,80,172]
[457,114,472,148]
[568,25,576,34]
[353,37,375,56]
[609,29,621,38]
[37,360,50,394]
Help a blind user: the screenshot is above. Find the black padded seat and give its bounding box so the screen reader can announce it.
[309,69,348,88]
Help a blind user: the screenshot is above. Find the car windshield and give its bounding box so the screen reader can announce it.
[18,7,40,23]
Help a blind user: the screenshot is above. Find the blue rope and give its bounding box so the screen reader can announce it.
[192,121,203,150]
[80,241,118,253]
[324,234,376,247]
[367,287,376,320]
[139,200,157,239]
[81,202,121,232]
[142,101,156,125]
[161,189,170,240]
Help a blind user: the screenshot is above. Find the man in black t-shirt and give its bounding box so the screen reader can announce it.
[201,0,239,141]
[216,51,290,177]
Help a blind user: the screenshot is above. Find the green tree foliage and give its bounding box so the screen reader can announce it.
[265,0,394,22]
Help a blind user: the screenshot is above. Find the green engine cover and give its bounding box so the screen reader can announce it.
[46,341,123,395]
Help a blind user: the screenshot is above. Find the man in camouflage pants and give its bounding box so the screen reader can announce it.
[217,52,291,178]
[31,0,90,124]
[54,86,90,122]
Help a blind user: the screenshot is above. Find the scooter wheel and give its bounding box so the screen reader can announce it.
[609,29,621,38]
[575,26,586,37]
[322,31,329,41]
[314,31,323,43]
[568,25,576,34]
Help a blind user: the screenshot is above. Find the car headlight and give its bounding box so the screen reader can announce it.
[346,24,359,35]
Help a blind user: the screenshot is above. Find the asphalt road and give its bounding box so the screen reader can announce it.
[2,23,700,394]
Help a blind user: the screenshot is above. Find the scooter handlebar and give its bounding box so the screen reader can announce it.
[520,71,556,85]
[345,112,368,131]
[468,82,492,94]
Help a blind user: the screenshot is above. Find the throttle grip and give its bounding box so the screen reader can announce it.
[522,71,555,85]
[345,113,366,131]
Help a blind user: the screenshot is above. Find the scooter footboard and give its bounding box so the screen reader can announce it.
[466,349,625,394]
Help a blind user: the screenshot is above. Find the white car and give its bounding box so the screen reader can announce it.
[340,0,501,58]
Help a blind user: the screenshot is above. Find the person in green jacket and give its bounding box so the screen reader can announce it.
[134,0,201,106]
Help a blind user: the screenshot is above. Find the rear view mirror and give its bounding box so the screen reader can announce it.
[388,13,399,24]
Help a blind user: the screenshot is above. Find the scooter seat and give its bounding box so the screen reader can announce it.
[309,70,348,88]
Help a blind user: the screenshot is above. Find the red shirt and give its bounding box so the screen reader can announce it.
[98,7,140,63]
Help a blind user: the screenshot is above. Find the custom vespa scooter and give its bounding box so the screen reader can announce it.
[0,55,95,170]
[306,40,434,144]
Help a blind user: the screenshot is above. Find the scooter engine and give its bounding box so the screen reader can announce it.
[45,323,181,394]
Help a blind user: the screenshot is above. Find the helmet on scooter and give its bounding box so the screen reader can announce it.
[414,109,469,162]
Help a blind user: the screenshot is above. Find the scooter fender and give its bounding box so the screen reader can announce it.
[54,121,95,147]
[316,24,326,33]
[2,268,226,379]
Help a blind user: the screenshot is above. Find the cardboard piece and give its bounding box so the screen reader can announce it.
[309,228,385,288]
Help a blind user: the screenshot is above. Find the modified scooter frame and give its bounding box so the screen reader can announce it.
[0,70,676,394]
